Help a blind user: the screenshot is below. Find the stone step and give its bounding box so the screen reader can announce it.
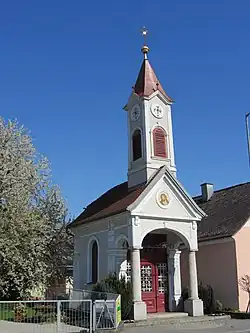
[147,312,188,319]
[124,314,231,329]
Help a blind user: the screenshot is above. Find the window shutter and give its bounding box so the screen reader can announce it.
[153,128,167,158]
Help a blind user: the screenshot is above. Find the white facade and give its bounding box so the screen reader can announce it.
[72,166,206,319]
[73,213,129,289]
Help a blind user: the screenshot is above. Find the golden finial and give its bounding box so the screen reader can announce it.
[141,26,149,59]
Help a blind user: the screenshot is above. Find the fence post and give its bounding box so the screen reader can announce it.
[114,298,117,329]
[89,300,93,333]
[93,301,96,332]
[57,300,61,333]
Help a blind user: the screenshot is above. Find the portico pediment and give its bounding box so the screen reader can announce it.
[127,166,206,222]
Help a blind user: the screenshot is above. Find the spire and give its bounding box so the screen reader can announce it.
[133,28,173,102]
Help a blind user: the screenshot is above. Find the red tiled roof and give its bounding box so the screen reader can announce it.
[70,179,250,243]
[134,59,173,102]
[69,182,146,227]
[195,182,250,241]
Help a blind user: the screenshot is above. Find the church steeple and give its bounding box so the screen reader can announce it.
[134,51,173,102]
[125,30,177,188]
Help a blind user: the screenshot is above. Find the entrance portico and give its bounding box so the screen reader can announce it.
[129,225,204,320]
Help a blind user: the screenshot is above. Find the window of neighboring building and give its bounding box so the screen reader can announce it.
[153,127,167,158]
[91,240,98,284]
[132,129,142,161]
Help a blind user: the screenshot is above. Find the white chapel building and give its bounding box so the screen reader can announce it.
[70,42,206,320]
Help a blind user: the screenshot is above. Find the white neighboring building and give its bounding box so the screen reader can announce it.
[69,43,206,320]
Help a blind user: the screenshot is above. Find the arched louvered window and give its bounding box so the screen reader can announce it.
[132,129,142,161]
[91,241,98,284]
[153,127,167,158]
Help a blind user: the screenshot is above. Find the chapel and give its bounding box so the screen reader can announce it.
[69,37,208,320]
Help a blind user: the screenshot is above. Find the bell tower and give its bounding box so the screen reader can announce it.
[125,30,177,188]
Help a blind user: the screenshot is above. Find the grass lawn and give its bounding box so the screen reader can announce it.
[0,303,54,322]
[0,307,14,321]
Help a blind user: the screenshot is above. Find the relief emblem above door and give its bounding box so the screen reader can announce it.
[156,190,170,209]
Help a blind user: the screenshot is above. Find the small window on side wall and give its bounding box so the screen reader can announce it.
[91,240,98,284]
[132,129,142,161]
[153,127,167,158]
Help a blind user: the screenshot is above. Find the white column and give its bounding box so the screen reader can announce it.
[168,249,182,311]
[184,250,204,316]
[131,247,147,320]
[131,247,142,302]
[188,251,199,300]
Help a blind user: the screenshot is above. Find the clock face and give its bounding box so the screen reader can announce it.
[151,104,164,119]
[131,104,141,121]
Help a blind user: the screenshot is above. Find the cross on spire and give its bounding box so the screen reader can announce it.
[141,26,148,45]
[140,26,149,59]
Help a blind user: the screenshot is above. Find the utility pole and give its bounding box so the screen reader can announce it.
[245,113,250,167]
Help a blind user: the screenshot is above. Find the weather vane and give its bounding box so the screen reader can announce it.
[141,26,148,45]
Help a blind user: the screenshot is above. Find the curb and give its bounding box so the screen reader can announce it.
[94,315,231,332]
[123,315,231,329]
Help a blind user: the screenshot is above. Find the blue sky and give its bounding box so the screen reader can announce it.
[1,0,250,217]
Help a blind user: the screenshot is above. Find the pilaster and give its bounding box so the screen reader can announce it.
[168,247,182,311]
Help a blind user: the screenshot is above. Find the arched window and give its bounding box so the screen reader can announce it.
[132,129,142,161]
[153,127,167,158]
[91,241,98,284]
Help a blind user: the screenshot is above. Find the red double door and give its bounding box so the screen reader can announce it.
[140,251,168,313]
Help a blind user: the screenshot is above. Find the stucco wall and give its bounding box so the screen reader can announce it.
[73,227,110,288]
[181,239,239,310]
[72,212,130,290]
[233,224,250,311]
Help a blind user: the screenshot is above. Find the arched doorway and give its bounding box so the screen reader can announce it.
[140,233,169,313]
[131,228,187,313]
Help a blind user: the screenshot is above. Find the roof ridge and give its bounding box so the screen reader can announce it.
[213,181,250,193]
[193,181,250,200]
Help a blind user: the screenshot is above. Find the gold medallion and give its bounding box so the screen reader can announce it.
[157,191,170,208]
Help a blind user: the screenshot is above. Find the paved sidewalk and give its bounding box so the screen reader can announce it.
[0,321,83,333]
[123,319,250,333]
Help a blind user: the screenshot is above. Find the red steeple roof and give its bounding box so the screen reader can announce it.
[134,51,173,102]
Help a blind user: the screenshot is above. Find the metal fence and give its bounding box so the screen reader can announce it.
[0,290,121,332]
[93,298,120,331]
[0,299,92,333]
[70,289,121,331]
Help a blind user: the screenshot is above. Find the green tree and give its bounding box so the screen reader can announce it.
[0,117,73,299]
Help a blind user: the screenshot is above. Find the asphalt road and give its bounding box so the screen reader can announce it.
[124,319,250,333]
